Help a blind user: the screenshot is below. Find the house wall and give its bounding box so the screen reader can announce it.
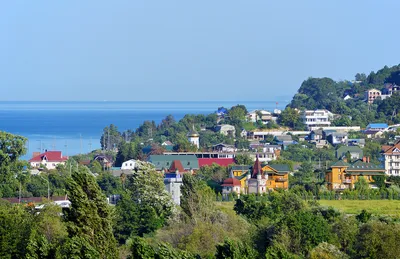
[30,161,65,170]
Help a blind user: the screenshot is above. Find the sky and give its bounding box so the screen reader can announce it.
[0,1,399,101]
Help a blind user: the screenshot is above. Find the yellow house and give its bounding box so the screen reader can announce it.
[325,158,385,191]
[228,163,290,192]
[261,164,290,190]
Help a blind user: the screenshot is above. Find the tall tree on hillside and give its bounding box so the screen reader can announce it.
[0,132,27,197]
[61,169,118,259]
[100,124,121,150]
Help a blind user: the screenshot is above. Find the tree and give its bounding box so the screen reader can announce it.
[293,161,315,184]
[278,107,304,130]
[62,168,118,259]
[215,238,257,259]
[234,154,253,165]
[181,174,215,221]
[115,161,174,242]
[0,132,27,197]
[100,124,121,150]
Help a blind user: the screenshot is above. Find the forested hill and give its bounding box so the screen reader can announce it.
[287,64,400,128]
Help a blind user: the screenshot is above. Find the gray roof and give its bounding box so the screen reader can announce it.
[336,146,363,158]
[148,155,199,170]
[275,135,293,141]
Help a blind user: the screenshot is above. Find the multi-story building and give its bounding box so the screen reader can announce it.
[302,109,333,130]
[383,141,400,176]
[365,89,381,104]
[29,151,68,170]
[325,158,385,191]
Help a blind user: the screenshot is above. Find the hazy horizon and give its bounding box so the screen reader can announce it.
[1,1,399,101]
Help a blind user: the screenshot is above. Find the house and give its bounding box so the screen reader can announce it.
[366,123,388,131]
[29,151,68,170]
[365,89,381,104]
[164,173,183,205]
[240,129,248,138]
[148,155,199,171]
[121,159,137,170]
[326,132,348,145]
[246,157,268,194]
[221,178,242,199]
[302,109,334,130]
[364,130,384,139]
[336,146,363,160]
[346,139,365,148]
[274,135,296,150]
[216,107,228,117]
[383,141,400,176]
[93,155,114,169]
[309,129,324,141]
[212,143,236,153]
[215,124,236,137]
[261,164,290,190]
[325,158,385,191]
[161,141,174,151]
[343,95,352,100]
[247,110,272,124]
[198,158,235,168]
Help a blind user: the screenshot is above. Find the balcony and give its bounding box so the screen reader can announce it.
[275,178,288,182]
[342,179,352,184]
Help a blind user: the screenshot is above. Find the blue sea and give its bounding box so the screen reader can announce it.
[0,100,290,160]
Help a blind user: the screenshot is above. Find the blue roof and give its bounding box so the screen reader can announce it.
[367,123,388,129]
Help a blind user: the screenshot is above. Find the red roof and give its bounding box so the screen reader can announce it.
[169,160,185,173]
[198,158,235,167]
[29,151,68,162]
[221,178,241,187]
[252,156,262,178]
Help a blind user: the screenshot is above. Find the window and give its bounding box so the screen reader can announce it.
[338,174,341,180]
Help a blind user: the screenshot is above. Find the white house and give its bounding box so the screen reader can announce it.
[216,124,236,136]
[29,151,68,170]
[383,142,400,176]
[121,159,137,170]
[302,109,334,130]
[221,177,242,200]
[247,110,272,124]
[365,89,381,104]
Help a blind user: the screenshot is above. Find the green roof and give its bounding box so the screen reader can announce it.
[269,164,290,173]
[331,160,350,167]
[345,172,385,175]
[148,155,199,170]
[231,165,251,171]
[336,146,363,158]
[347,160,384,170]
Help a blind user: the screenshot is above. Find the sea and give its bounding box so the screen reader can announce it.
[0,100,290,160]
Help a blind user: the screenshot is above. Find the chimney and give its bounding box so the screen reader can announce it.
[362,156,367,163]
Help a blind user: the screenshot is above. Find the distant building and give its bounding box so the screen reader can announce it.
[212,143,236,153]
[383,141,400,176]
[336,146,363,160]
[274,135,297,150]
[365,89,381,104]
[164,173,183,205]
[221,178,242,200]
[187,126,200,149]
[302,109,334,130]
[325,158,385,191]
[247,110,272,124]
[29,151,68,170]
[148,155,199,171]
[366,123,388,131]
[121,159,137,170]
[215,124,236,136]
[93,154,114,169]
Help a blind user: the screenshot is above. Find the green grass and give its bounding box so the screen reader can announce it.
[318,200,400,216]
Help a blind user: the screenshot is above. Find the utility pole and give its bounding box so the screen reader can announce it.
[107,128,110,151]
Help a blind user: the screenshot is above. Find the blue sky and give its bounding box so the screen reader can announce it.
[0,1,399,101]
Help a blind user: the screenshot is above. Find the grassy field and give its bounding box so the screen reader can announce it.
[215,200,400,217]
[318,200,400,216]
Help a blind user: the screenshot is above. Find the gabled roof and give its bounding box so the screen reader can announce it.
[221,178,241,187]
[383,142,400,155]
[29,151,68,162]
[336,146,363,158]
[148,155,199,170]
[367,123,388,129]
[330,160,350,167]
[274,135,293,141]
[346,160,384,171]
[269,164,290,173]
[231,165,252,171]
[168,160,185,173]
[252,156,262,178]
